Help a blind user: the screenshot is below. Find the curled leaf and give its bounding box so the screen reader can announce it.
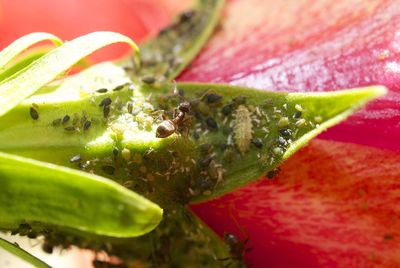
[0,31,139,117]
[0,32,62,72]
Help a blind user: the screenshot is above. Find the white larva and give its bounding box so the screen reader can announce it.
[234,105,253,155]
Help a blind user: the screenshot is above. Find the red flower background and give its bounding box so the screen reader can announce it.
[1,0,400,267]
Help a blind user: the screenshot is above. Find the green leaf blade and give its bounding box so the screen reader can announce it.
[0,237,51,268]
[0,31,139,117]
[170,83,387,203]
[0,152,162,238]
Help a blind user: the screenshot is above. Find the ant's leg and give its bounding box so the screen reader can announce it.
[224,262,233,268]
[216,257,231,261]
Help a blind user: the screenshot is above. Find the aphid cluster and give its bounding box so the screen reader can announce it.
[51,111,93,132]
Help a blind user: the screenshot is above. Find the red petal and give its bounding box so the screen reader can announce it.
[192,140,400,267]
[178,0,400,150]
[0,0,190,61]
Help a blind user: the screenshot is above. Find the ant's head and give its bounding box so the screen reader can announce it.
[178,101,191,113]
[224,232,239,246]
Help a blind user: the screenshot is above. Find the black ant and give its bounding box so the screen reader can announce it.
[156,101,191,138]
[218,232,251,268]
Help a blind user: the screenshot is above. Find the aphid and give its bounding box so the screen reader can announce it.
[127,102,133,114]
[156,101,191,138]
[277,136,288,147]
[64,126,75,131]
[279,128,292,138]
[96,88,108,93]
[42,242,53,254]
[293,111,302,119]
[99,97,112,107]
[273,147,284,156]
[83,120,91,130]
[62,115,70,124]
[205,117,218,130]
[199,143,213,155]
[102,165,115,175]
[233,95,246,105]
[103,105,110,118]
[27,230,37,239]
[142,76,156,84]
[198,155,213,168]
[179,10,196,23]
[69,154,82,163]
[206,93,222,103]
[121,148,131,161]
[113,84,125,91]
[221,103,234,116]
[113,147,119,158]
[251,138,263,148]
[29,107,39,120]
[52,118,62,126]
[234,105,252,155]
[278,117,289,127]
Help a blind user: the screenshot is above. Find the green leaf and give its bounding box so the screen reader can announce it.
[171,83,386,202]
[0,31,139,117]
[0,32,62,72]
[128,0,225,81]
[0,237,51,268]
[0,152,162,238]
[0,66,385,205]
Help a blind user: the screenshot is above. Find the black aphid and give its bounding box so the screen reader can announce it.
[206,117,218,130]
[233,96,246,105]
[141,76,156,84]
[42,243,53,254]
[206,93,222,103]
[29,107,39,120]
[293,111,302,119]
[113,147,119,158]
[27,230,37,239]
[199,155,213,168]
[197,177,215,191]
[127,102,133,113]
[113,84,125,91]
[69,154,82,163]
[279,128,292,138]
[62,115,70,124]
[99,97,112,107]
[221,103,234,116]
[96,88,108,93]
[179,10,195,23]
[52,118,62,126]
[199,144,213,155]
[277,136,288,147]
[102,165,115,175]
[251,138,263,148]
[103,106,110,118]
[83,120,91,130]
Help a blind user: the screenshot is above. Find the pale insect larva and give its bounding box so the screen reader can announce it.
[233,105,253,155]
